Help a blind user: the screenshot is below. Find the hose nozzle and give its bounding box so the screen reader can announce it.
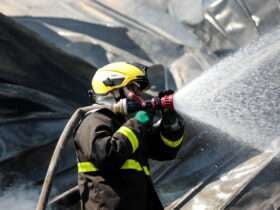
[110,92,174,114]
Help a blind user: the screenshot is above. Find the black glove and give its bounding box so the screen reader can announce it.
[158,89,174,99]
[161,110,184,132]
[162,109,178,125]
[159,89,175,124]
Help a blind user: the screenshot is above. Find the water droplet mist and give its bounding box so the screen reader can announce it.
[173,27,280,152]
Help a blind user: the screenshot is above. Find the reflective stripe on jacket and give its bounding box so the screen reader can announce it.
[74,107,184,210]
[78,159,150,176]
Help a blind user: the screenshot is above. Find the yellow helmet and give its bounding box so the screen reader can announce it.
[92,62,150,95]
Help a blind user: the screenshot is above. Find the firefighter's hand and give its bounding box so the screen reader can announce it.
[161,108,184,131]
[158,89,174,98]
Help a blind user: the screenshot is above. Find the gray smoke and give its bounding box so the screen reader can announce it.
[0,185,39,210]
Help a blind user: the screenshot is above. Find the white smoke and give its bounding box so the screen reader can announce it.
[0,185,39,210]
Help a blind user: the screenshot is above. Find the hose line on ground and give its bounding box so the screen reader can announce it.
[36,105,95,210]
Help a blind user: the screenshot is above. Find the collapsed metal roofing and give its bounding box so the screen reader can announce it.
[0,0,280,209]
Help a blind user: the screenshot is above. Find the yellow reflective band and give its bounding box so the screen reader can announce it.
[78,162,98,173]
[143,166,150,176]
[77,159,150,176]
[160,133,184,148]
[117,126,139,153]
[121,159,142,171]
[121,159,150,176]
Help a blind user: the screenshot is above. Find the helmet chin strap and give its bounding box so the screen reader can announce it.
[111,88,126,102]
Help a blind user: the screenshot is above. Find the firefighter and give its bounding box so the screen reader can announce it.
[74,62,185,210]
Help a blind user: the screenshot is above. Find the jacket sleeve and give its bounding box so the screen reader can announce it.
[75,109,145,172]
[146,118,185,161]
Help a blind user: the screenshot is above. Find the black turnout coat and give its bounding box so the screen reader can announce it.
[74,107,184,210]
